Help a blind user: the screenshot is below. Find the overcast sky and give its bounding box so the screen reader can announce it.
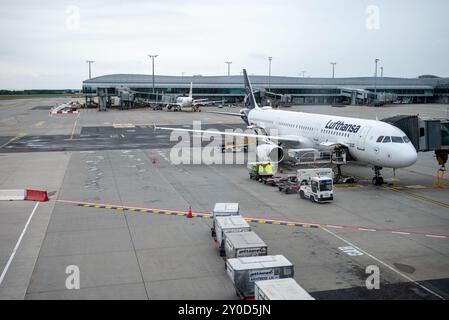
[0,0,448,89]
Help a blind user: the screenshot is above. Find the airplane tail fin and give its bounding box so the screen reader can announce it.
[189,82,193,98]
[243,69,260,110]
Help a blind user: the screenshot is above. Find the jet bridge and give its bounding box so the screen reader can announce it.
[382,115,449,152]
[382,115,449,186]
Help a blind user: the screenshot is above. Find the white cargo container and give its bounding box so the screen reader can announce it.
[255,278,315,300]
[215,216,251,257]
[226,255,294,299]
[225,231,267,258]
[211,203,240,238]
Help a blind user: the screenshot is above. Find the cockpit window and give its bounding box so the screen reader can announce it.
[403,136,410,143]
[391,136,404,143]
[376,136,384,143]
[382,136,391,143]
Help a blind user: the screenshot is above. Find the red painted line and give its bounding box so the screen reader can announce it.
[55,199,449,240]
[325,225,344,229]
[245,214,449,239]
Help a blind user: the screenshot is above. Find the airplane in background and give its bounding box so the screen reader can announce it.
[166,82,224,112]
[156,69,417,185]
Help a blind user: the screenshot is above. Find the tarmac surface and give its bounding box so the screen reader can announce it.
[0,98,449,300]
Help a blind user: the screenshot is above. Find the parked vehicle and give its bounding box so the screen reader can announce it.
[247,162,277,183]
[264,175,296,187]
[297,168,334,203]
[278,179,300,194]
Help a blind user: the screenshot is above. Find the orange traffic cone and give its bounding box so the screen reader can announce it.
[187,206,193,219]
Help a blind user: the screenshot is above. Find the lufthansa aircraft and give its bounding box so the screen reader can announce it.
[156,69,417,185]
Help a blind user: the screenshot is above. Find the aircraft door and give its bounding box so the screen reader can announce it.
[313,126,320,145]
[356,126,371,151]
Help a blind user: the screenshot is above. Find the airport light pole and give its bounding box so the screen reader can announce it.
[268,57,273,91]
[225,61,232,76]
[331,62,336,78]
[300,70,306,78]
[374,58,380,95]
[148,54,158,93]
[380,66,384,78]
[86,60,94,79]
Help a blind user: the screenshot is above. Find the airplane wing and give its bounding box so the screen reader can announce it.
[155,125,303,144]
[193,99,224,106]
[205,111,242,116]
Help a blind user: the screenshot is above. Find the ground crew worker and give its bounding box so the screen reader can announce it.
[265,162,273,175]
[258,164,264,175]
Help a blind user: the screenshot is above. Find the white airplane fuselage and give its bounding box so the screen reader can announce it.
[174,96,194,110]
[247,108,418,169]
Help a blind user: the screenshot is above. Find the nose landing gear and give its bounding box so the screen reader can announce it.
[372,166,384,186]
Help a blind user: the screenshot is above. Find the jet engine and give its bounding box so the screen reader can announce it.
[256,143,285,163]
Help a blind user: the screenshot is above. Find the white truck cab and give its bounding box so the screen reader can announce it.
[297,168,334,203]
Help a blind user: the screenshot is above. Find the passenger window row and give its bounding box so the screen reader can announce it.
[321,129,350,138]
[280,122,313,131]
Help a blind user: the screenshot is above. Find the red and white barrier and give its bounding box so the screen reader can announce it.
[0,189,49,202]
[0,189,25,201]
[25,189,49,202]
[50,110,79,115]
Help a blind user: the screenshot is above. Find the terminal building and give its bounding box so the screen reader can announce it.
[82,74,449,107]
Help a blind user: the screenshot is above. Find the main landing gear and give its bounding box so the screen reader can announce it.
[372,166,384,186]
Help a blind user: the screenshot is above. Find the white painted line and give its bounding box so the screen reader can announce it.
[392,231,411,235]
[70,112,80,140]
[321,227,445,300]
[339,246,364,256]
[425,234,447,239]
[0,202,39,286]
[358,228,377,232]
[326,225,344,229]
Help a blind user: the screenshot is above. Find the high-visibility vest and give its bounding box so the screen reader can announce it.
[258,165,264,174]
[265,163,273,175]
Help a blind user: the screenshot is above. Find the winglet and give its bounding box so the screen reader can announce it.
[189,82,193,98]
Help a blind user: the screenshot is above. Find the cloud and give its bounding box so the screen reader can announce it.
[0,0,448,89]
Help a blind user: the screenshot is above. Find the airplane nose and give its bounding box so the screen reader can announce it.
[386,145,417,168]
[402,146,418,167]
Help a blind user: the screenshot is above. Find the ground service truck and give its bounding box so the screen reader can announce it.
[297,168,334,203]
